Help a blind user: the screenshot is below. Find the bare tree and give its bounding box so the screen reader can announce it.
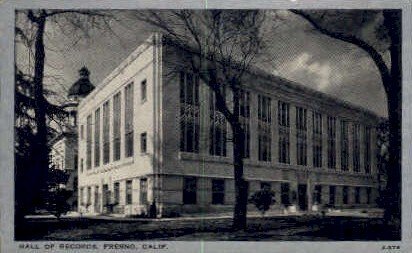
[291,10,401,226]
[131,10,267,230]
[14,9,115,222]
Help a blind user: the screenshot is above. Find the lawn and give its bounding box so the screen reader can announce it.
[15,215,400,241]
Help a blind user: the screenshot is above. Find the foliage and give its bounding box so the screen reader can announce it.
[249,188,276,215]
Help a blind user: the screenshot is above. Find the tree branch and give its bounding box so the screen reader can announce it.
[290,10,392,94]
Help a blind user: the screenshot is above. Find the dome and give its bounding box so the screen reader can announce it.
[68,67,95,98]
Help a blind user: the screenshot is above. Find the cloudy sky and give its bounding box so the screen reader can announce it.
[16,10,388,117]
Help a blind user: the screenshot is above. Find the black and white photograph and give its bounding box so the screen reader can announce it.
[1,0,410,251]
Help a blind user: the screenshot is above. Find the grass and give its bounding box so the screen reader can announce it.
[15,215,400,241]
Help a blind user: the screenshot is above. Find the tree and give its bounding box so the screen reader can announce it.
[290,10,402,227]
[132,10,267,230]
[249,187,276,216]
[15,10,115,223]
[44,165,72,218]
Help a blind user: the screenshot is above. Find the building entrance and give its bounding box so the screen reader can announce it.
[298,184,308,211]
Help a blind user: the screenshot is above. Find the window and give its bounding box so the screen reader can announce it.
[125,83,134,157]
[87,186,91,205]
[140,178,148,205]
[327,116,336,169]
[314,185,322,204]
[102,184,109,207]
[180,72,200,153]
[113,182,120,204]
[94,186,99,208]
[141,79,147,102]
[140,132,147,153]
[113,92,121,161]
[343,186,349,204]
[94,108,100,167]
[103,101,110,164]
[80,187,84,204]
[126,180,133,205]
[355,187,361,204]
[278,101,290,164]
[80,158,84,173]
[261,182,271,191]
[183,177,197,204]
[329,186,336,206]
[209,88,227,156]
[364,126,372,174]
[238,89,251,158]
[313,112,323,168]
[366,187,372,204]
[353,123,361,172]
[341,120,349,171]
[86,114,92,170]
[296,107,307,166]
[258,95,271,161]
[212,179,225,204]
[281,182,290,205]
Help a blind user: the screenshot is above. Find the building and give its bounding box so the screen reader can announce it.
[49,67,95,209]
[77,34,380,217]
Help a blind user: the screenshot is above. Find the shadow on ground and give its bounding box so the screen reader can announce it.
[15,216,400,241]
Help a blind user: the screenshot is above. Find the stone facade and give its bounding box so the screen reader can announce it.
[77,34,380,217]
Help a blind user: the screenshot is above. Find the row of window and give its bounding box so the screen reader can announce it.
[79,178,148,207]
[179,73,373,173]
[80,80,148,172]
[182,177,374,206]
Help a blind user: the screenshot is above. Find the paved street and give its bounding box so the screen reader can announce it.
[16,214,399,241]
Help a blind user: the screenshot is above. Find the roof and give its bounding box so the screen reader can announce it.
[68,67,95,97]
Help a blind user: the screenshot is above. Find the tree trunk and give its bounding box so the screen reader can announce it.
[383,10,402,228]
[232,122,248,231]
[32,14,49,209]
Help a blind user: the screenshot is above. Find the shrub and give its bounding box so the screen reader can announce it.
[249,188,276,215]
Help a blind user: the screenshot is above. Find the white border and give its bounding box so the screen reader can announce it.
[1,1,411,252]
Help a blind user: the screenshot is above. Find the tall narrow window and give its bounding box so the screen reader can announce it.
[80,158,84,173]
[314,185,322,204]
[353,123,361,172]
[364,126,372,174]
[296,107,307,166]
[113,92,121,161]
[80,187,84,204]
[355,187,361,204]
[281,182,290,205]
[343,186,349,204]
[86,114,92,170]
[238,89,250,158]
[141,79,147,102]
[183,177,197,204]
[329,185,336,205]
[94,108,100,167]
[140,178,148,205]
[125,83,134,157]
[140,132,147,153]
[87,186,91,206]
[258,95,271,161]
[313,112,323,168]
[278,101,290,164]
[327,116,336,169]
[209,88,227,156]
[180,72,200,153]
[126,180,133,205]
[366,187,372,204]
[212,179,225,205]
[103,101,110,164]
[341,120,349,171]
[113,182,120,204]
[80,125,84,140]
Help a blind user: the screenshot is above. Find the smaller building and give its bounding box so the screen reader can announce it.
[49,67,94,210]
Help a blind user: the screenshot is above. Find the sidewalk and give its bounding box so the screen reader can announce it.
[25,208,384,221]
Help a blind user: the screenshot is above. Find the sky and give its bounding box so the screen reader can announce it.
[15,10,389,117]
